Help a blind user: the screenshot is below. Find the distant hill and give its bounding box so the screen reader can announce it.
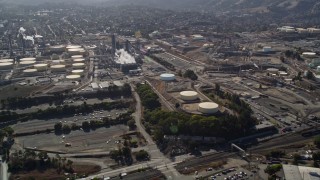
[2,0,320,16]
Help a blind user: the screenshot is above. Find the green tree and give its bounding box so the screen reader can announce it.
[314,136,320,148]
[82,121,90,130]
[135,150,149,161]
[54,122,62,132]
[62,125,71,134]
[127,119,136,130]
[264,164,282,176]
[306,70,314,80]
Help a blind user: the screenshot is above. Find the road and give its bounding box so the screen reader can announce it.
[85,84,185,179]
[0,158,8,180]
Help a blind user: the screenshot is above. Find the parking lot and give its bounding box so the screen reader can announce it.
[14,125,128,153]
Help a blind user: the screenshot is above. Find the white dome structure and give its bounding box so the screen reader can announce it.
[34,64,47,71]
[0,59,14,63]
[68,48,85,55]
[19,61,35,67]
[302,52,316,58]
[72,69,84,75]
[66,75,81,80]
[23,69,37,75]
[180,91,198,101]
[51,64,66,72]
[20,57,36,61]
[198,102,219,114]
[0,62,13,70]
[73,58,85,62]
[160,73,175,81]
[72,63,85,68]
[71,55,83,59]
[266,68,279,73]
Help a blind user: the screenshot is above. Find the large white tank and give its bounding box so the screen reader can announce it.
[23,69,37,75]
[302,52,316,58]
[72,69,84,75]
[0,62,13,70]
[66,74,81,80]
[0,59,14,63]
[180,91,198,101]
[68,48,85,55]
[19,61,35,67]
[72,63,85,68]
[198,102,219,114]
[160,73,175,81]
[20,57,36,61]
[51,64,66,72]
[73,58,85,62]
[317,66,320,72]
[71,55,83,59]
[34,64,48,71]
[266,68,279,73]
[279,71,288,76]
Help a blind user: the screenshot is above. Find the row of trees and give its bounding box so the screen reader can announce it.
[0,83,132,109]
[148,55,176,71]
[9,150,73,174]
[136,84,161,110]
[145,109,255,142]
[54,111,134,134]
[0,100,133,125]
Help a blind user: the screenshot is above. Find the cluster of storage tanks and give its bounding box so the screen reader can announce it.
[0,59,14,70]
[278,26,320,34]
[179,90,219,114]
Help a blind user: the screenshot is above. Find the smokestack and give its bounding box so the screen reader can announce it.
[125,40,130,52]
[111,34,116,53]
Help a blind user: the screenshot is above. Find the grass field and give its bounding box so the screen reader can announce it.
[0,84,42,100]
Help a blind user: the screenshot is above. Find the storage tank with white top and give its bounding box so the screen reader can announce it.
[51,64,66,72]
[34,64,48,71]
[66,75,81,81]
[198,102,219,114]
[19,61,35,67]
[0,62,13,70]
[72,69,84,75]
[160,73,175,81]
[180,91,198,101]
[72,63,85,69]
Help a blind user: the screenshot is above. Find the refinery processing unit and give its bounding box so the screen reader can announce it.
[2,1,320,180]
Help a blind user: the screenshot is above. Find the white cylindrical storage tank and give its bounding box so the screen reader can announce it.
[72,69,84,75]
[266,68,279,73]
[34,63,47,71]
[19,61,35,67]
[0,62,13,70]
[72,63,85,69]
[66,75,81,81]
[20,57,36,61]
[317,66,320,72]
[52,60,66,64]
[198,102,219,114]
[180,91,198,101]
[0,59,14,63]
[68,48,85,55]
[160,73,175,81]
[302,52,316,58]
[308,28,320,34]
[71,55,83,59]
[23,69,37,75]
[73,58,85,63]
[51,64,66,72]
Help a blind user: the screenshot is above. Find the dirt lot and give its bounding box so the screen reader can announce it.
[0,84,42,100]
